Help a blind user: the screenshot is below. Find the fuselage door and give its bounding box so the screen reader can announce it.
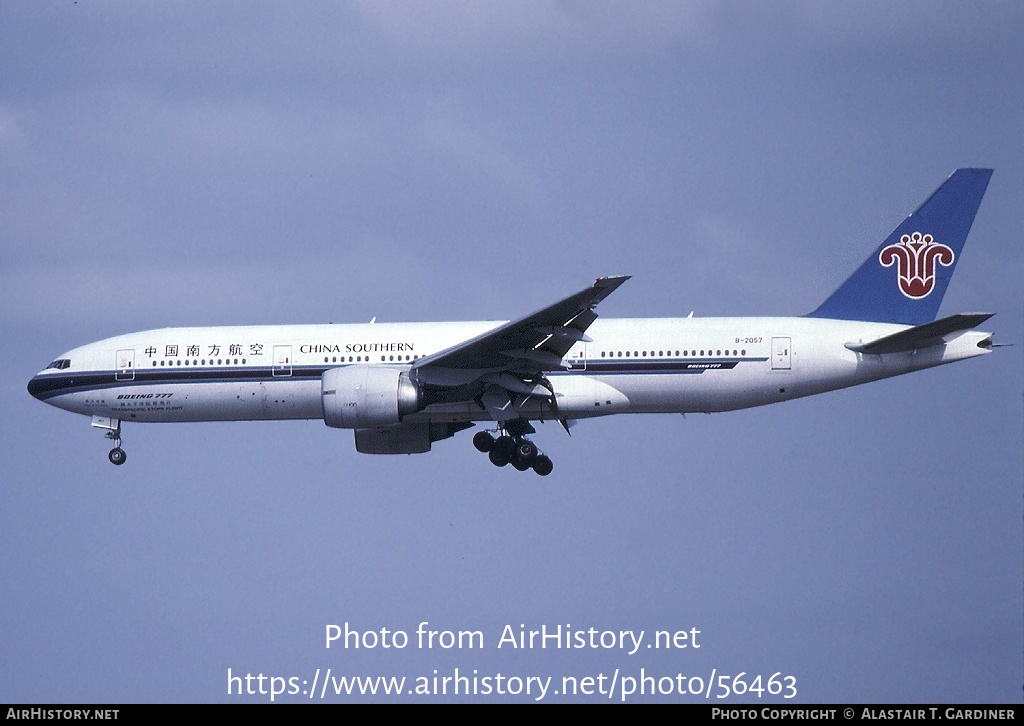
[273,345,293,377]
[115,349,136,381]
[771,337,792,370]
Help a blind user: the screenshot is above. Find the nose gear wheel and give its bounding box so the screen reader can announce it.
[103,425,127,466]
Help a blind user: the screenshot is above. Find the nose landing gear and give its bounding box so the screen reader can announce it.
[92,417,127,466]
[105,427,126,466]
[107,443,127,466]
[473,429,553,476]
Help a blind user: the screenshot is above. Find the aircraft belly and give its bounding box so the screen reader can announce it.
[260,379,323,420]
[585,354,856,413]
[585,373,678,413]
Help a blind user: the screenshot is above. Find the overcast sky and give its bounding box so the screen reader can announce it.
[3,1,1021,703]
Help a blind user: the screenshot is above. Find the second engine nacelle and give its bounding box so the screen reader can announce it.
[321,366,422,429]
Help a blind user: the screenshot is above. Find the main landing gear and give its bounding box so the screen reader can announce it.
[473,430,553,476]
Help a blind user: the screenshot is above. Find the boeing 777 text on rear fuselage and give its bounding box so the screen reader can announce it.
[28,169,997,475]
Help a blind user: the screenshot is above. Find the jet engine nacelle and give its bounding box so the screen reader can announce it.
[321,366,422,429]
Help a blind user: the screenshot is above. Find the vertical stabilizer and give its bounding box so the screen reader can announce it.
[808,168,992,325]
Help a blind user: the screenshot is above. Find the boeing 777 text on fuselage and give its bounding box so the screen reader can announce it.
[28,169,996,475]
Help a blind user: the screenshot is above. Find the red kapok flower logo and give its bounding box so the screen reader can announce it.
[878,232,955,299]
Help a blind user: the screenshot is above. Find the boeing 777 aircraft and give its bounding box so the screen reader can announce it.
[28,169,996,475]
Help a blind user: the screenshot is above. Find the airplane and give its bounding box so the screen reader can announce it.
[28,168,996,475]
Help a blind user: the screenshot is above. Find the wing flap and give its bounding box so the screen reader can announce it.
[480,386,518,422]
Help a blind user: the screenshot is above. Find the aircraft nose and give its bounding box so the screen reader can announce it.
[27,374,46,400]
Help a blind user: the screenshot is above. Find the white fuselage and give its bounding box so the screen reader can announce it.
[29,316,991,427]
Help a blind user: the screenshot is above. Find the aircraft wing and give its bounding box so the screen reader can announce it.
[410,276,629,421]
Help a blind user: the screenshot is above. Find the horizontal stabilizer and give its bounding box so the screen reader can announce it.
[845,313,993,354]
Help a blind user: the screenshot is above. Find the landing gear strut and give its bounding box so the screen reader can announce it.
[473,429,553,476]
[104,423,126,466]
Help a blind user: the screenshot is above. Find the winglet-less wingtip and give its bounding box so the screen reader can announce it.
[589,276,630,306]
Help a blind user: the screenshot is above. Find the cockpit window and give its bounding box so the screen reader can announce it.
[46,359,71,370]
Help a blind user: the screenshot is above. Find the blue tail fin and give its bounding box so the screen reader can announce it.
[808,168,992,326]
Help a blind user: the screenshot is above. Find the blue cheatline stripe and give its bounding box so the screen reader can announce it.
[29,357,769,400]
[28,366,328,400]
